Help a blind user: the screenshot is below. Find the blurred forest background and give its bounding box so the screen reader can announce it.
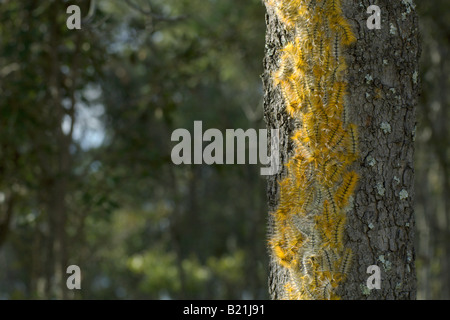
[0,0,448,299]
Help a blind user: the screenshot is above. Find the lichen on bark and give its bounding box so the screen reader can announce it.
[263,0,420,300]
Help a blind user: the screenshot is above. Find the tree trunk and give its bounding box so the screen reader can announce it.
[263,0,420,299]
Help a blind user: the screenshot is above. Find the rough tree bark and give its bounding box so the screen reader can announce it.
[263,0,420,299]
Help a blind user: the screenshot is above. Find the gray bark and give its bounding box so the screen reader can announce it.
[263,0,420,299]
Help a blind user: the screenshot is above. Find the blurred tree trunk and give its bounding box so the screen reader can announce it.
[42,1,83,299]
[263,0,420,299]
[414,0,450,298]
[0,195,14,248]
[420,43,450,299]
[435,44,450,300]
[45,4,69,299]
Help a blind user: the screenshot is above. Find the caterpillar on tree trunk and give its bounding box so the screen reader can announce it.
[266,0,359,300]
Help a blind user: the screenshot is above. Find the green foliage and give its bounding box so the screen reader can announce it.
[0,0,268,299]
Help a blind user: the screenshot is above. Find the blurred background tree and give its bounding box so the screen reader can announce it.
[0,0,268,299]
[0,0,448,299]
[415,0,450,300]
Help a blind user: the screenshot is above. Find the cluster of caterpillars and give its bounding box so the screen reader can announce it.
[266,0,359,300]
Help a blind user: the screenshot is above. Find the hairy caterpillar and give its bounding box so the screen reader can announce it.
[326,0,343,15]
[347,123,359,157]
[335,171,359,208]
[338,248,353,276]
[324,186,338,217]
[321,248,336,272]
[330,216,345,249]
[266,0,358,300]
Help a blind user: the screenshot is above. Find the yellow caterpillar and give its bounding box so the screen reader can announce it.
[266,0,358,300]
